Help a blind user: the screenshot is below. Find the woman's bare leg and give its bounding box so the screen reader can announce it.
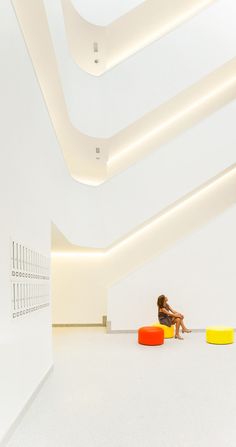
[174,318,184,339]
[180,319,191,333]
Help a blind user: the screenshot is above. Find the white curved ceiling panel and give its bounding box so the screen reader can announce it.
[52,164,236,285]
[45,0,236,136]
[51,100,236,248]
[8,0,236,250]
[12,0,108,186]
[10,0,236,186]
[61,0,215,76]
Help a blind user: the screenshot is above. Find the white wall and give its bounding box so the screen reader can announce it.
[0,1,121,437]
[52,160,236,326]
[108,206,236,330]
[0,0,104,440]
[51,254,106,324]
[47,0,236,329]
[0,2,53,441]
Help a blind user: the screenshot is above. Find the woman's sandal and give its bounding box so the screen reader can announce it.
[182,329,192,333]
[175,335,184,340]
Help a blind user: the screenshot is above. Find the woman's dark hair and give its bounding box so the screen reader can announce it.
[157,295,166,308]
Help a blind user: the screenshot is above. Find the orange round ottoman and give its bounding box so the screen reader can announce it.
[138,326,164,346]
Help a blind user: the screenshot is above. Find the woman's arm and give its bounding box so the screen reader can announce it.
[160,307,176,317]
[164,304,184,318]
[168,304,183,318]
[167,304,176,313]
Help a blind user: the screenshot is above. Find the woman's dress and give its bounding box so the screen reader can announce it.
[158,306,173,327]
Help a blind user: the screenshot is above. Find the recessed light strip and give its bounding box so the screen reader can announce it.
[51,164,236,286]
[108,59,236,172]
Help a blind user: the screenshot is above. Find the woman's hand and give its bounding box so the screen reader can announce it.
[175,312,184,319]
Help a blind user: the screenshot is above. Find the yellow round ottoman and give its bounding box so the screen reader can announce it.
[152,323,174,339]
[206,326,234,345]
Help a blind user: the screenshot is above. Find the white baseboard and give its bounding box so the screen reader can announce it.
[52,315,107,328]
[0,364,53,447]
[106,324,206,334]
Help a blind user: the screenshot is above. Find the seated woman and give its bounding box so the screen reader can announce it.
[157,294,191,340]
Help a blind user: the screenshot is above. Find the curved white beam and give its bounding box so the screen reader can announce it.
[12,0,236,186]
[12,0,109,186]
[52,164,236,285]
[48,0,236,137]
[107,61,236,178]
[61,0,216,76]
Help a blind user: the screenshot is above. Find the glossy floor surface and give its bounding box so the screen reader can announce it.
[6,328,236,447]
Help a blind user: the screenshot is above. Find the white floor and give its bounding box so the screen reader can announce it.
[6,328,236,447]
